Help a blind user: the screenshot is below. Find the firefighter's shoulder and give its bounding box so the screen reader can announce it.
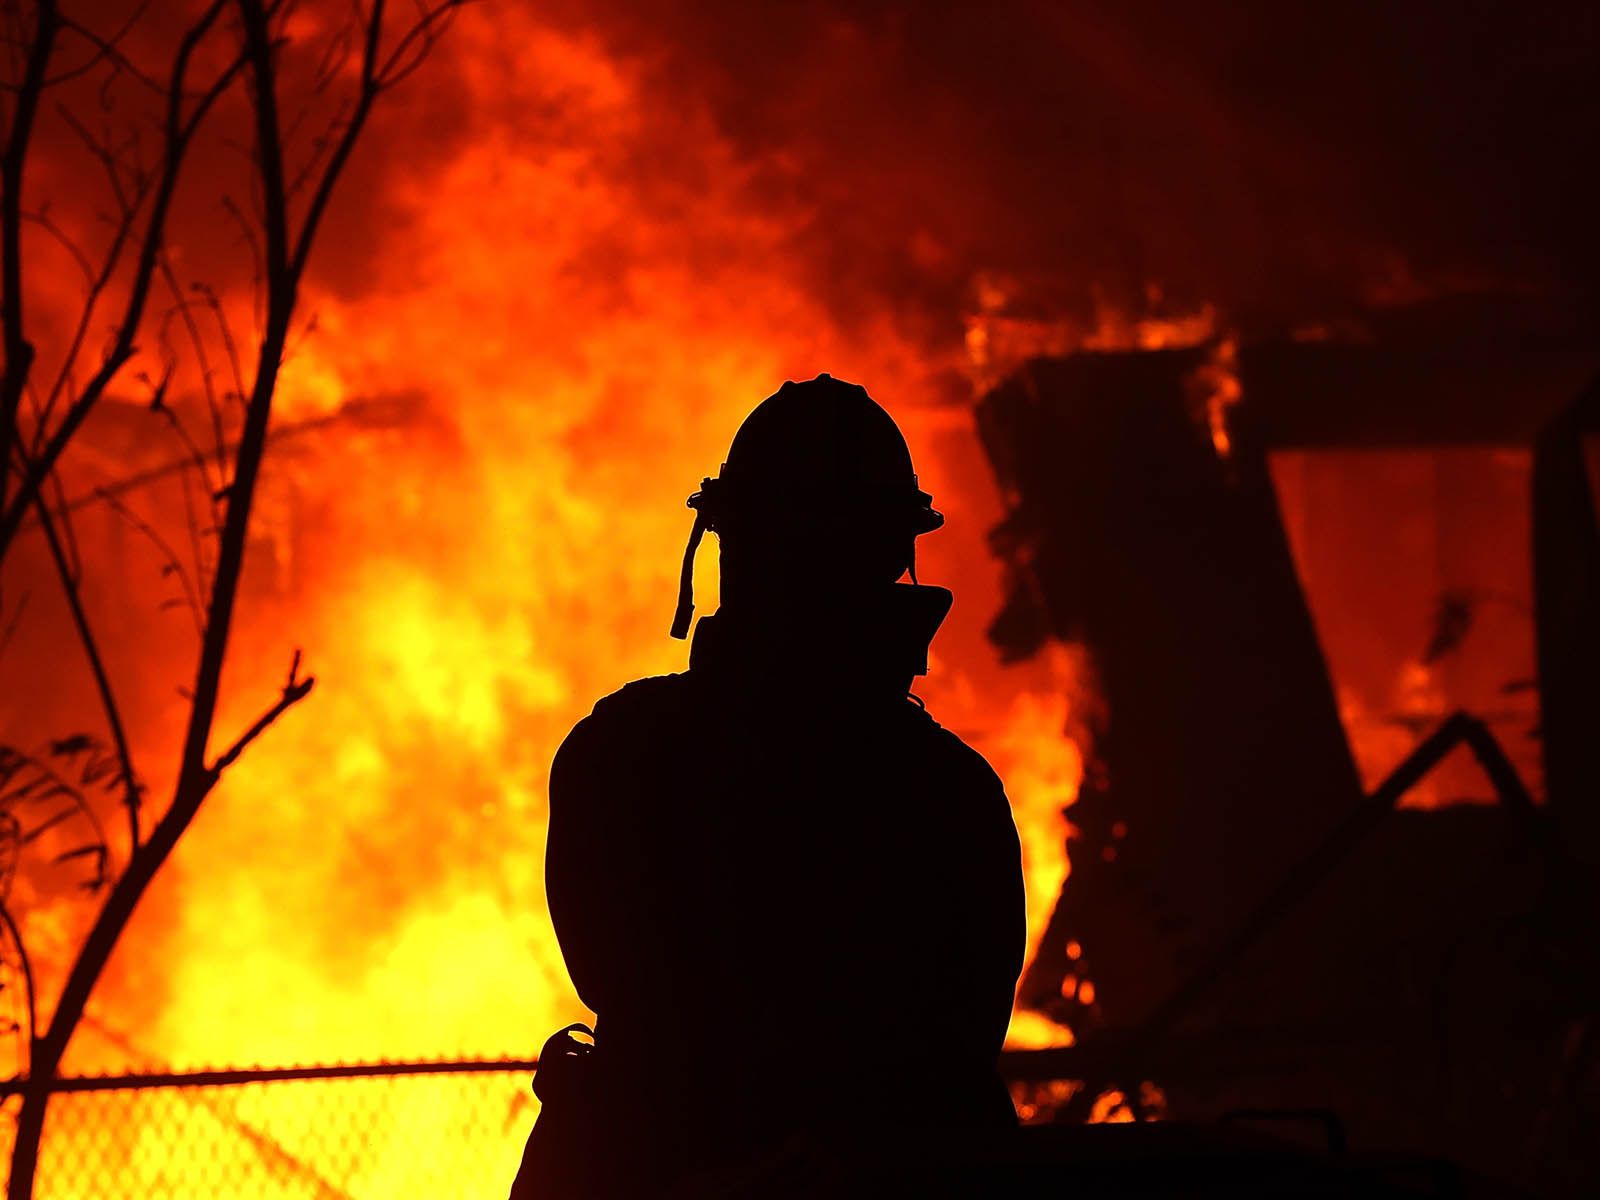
[550,676,689,816]
[557,673,691,762]
[902,699,1009,803]
[588,672,690,724]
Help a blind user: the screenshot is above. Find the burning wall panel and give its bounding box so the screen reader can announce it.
[976,333,1595,1186]
[977,348,1362,1035]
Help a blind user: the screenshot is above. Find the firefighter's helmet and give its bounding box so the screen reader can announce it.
[670,374,943,638]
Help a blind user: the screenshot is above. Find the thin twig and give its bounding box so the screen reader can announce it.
[157,254,229,480]
[0,900,38,1052]
[0,747,111,889]
[279,21,355,202]
[0,0,244,561]
[146,384,218,592]
[376,0,467,90]
[0,590,30,663]
[15,403,357,526]
[283,96,351,205]
[48,6,158,92]
[196,277,250,414]
[147,361,220,499]
[32,498,142,848]
[30,150,147,438]
[44,463,79,582]
[19,206,94,285]
[53,103,139,221]
[96,488,205,635]
[287,0,387,283]
[206,650,315,780]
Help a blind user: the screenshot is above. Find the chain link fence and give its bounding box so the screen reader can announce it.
[0,1056,1094,1196]
[0,1061,540,1199]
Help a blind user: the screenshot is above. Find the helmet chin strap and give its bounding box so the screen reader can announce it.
[671,525,923,641]
[670,509,710,640]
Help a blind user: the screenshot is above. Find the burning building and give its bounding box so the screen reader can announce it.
[2,0,1597,1195]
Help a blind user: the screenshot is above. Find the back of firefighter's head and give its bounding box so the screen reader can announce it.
[698,375,941,610]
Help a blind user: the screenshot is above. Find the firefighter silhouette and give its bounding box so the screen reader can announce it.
[512,375,1025,1197]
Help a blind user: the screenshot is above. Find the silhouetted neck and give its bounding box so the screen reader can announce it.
[688,583,952,701]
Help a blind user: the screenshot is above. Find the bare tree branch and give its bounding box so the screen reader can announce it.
[16,402,359,527]
[3,3,456,1191]
[197,272,251,412]
[53,102,143,218]
[375,0,466,90]
[96,487,205,635]
[0,590,29,663]
[142,363,220,591]
[287,0,386,283]
[0,0,242,561]
[1,0,61,520]
[49,7,160,94]
[27,145,147,448]
[147,363,220,498]
[19,206,93,286]
[206,649,315,780]
[42,462,78,584]
[0,743,111,888]
[157,253,230,479]
[283,95,350,205]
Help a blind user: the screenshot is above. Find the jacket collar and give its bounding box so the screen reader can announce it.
[689,583,952,699]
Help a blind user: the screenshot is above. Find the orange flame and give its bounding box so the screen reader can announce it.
[10,6,1096,1189]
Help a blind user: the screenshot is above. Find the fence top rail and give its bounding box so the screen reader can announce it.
[0,1058,543,1096]
[1,1047,1094,1098]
